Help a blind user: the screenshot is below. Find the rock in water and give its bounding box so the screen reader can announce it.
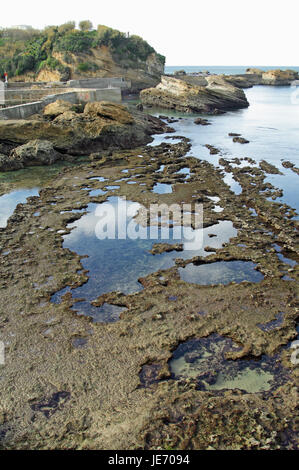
[194,117,211,125]
[140,75,249,114]
[261,69,298,86]
[232,137,250,144]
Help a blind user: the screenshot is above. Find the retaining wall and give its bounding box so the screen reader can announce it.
[67,77,131,89]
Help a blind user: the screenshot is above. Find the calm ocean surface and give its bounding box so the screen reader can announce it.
[165,65,299,75]
[149,85,299,212]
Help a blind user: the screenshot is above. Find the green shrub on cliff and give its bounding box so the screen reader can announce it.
[94,27,156,64]
[54,30,96,54]
[77,61,99,72]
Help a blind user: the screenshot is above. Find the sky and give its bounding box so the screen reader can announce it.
[1,0,298,66]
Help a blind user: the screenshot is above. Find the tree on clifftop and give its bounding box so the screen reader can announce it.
[58,22,76,34]
[79,20,93,32]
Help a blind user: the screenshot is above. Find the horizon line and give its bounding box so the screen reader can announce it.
[165,64,299,67]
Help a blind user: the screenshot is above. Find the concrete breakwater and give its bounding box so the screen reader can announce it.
[0,77,132,120]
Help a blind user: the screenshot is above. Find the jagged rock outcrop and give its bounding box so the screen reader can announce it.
[0,100,171,171]
[140,75,249,113]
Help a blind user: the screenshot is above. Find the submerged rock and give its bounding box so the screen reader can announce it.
[194,117,211,125]
[140,75,249,114]
[205,144,220,155]
[232,136,249,144]
[259,160,282,175]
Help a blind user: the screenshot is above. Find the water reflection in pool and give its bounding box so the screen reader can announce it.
[52,197,238,321]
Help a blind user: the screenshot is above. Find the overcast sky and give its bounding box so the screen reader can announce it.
[1,0,298,66]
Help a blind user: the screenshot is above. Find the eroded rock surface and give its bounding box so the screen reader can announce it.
[0,137,298,450]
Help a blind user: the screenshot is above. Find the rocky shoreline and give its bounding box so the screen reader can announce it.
[0,100,171,172]
[0,68,298,450]
[0,137,298,449]
[140,68,299,114]
[173,68,299,88]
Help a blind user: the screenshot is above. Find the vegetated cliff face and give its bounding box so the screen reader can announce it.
[36,47,164,93]
[140,75,249,114]
[0,25,165,92]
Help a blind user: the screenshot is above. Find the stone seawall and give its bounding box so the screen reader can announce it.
[0,87,122,120]
[3,87,69,106]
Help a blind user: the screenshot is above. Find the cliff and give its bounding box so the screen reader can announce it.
[140,75,249,113]
[35,47,164,93]
[0,24,165,93]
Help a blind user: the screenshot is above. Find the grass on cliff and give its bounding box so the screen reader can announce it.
[0,23,165,80]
